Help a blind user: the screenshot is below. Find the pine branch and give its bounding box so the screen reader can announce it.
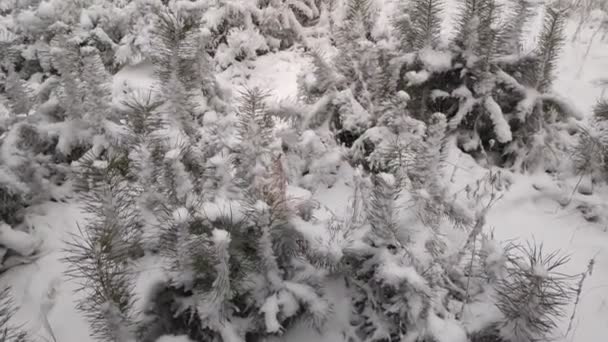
[234,87,274,189]
[404,0,444,50]
[50,35,86,119]
[498,0,536,55]
[3,70,32,115]
[535,6,567,92]
[344,0,373,25]
[477,0,501,70]
[340,0,375,40]
[298,50,338,103]
[409,112,447,189]
[121,89,165,142]
[453,0,487,50]
[593,98,608,121]
[365,173,404,248]
[64,155,140,342]
[196,229,233,330]
[0,30,20,72]
[571,126,607,177]
[150,7,206,140]
[80,47,113,123]
[0,287,29,342]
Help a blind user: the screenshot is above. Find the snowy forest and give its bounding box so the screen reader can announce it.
[1,0,608,341]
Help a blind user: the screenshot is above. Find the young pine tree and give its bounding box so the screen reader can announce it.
[65,154,141,342]
[496,244,575,342]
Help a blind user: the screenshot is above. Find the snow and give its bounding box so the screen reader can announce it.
[260,293,281,333]
[219,48,309,101]
[484,96,512,143]
[171,207,189,224]
[155,335,193,342]
[164,148,181,160]
[405,69,430,86]
[376,250,429,293]
[201,198,244,222]
[1,202,92,342]
[419,48,453,72]
[211,229,230,244]
[283,281,329,314]
[397,90,411,101]
[427,313,468,342]
[0,222,40,258]
[449,151,608,342]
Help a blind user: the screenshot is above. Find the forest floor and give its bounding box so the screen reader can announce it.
[2,7,608,342]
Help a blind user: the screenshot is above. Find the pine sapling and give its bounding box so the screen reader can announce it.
[64,154,141,342]
[496,243,575,342]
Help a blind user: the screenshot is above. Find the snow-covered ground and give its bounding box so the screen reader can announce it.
[2,6,608,342]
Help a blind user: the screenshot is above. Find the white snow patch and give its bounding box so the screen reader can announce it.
[211,229,230,245]
[0,222,40,257]
[419,48,453,72]
[155,335,194,342]
[484,96,512,143]
[406,70,430,86]
[260,294,282,333]
[172,207,190,224]
[427,313,468,342]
